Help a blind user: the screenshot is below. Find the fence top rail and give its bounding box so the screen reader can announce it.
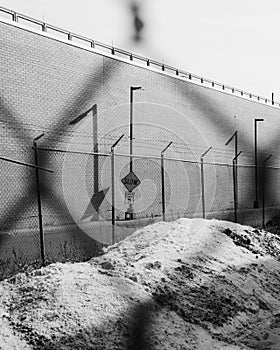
[111,151,280,169]
[38,147,110,157]
[0,5,279,108]
[0,156,54,172]
[37,147,280,169]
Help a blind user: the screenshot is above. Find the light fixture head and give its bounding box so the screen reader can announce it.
[131,86,143,91]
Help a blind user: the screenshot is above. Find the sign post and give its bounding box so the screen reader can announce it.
[121,171,141,219]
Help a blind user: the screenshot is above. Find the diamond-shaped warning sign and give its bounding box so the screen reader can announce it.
[121,171,141,192]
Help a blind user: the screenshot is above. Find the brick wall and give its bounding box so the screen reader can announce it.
[1,18,280,234]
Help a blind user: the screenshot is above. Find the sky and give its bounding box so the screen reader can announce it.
[0,0,280,100]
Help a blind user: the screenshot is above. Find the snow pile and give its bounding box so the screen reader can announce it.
[1,218,280,349]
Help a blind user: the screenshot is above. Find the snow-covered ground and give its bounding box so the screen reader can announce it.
[1,218,280,349]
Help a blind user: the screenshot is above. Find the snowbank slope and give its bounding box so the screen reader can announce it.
[1,218,280,349]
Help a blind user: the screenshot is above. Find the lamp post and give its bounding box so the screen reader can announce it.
[130,86,143,172]
[254,118,264,208]
[128,86,143,219]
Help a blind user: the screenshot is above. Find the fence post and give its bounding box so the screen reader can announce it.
[225,130,238,202]
[232,151,242,223]
[200,147,212,219]
[262,154,272,228]
[33,133,46,266]
[161,142,172,221]
[111,135,124,245]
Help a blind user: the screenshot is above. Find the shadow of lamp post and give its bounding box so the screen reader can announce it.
[225,129,238,204]
[69,104,101,220]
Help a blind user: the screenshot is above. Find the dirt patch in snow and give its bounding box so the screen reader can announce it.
[1,218,280,349]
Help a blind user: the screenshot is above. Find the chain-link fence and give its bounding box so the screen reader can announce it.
[37,148,106,263]
[110,151,280,234]
[0,156,46,279]
[1,147,280,279]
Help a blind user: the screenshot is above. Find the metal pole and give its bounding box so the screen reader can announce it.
[92,104,99,194]
[233,151,242,223]
[254,119,264,208]
[254,119,258,208]
[161,154,165,221]
[92,105,99,220]
[233,159,237,223]
[130,87,133,173]
[262,154,272,228]
[129,86,142,172]
[200,147,212,219]
[235,131,238,203]
[262,162,265,228]
[111,149,115,245]
[161,142,172,221]
[129,86,142,218]
[201,159,205,218]
[0,156,53,172]
[33,133,46,266]
[111,134,124,244]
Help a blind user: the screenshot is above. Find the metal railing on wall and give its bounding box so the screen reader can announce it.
[0,5,279,108]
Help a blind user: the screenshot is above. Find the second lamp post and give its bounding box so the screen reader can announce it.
[254,118,264,208]
[128,86,143,219]
[130,86,143,171]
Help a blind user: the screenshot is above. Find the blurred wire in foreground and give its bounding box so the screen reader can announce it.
[130,1,144,42]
